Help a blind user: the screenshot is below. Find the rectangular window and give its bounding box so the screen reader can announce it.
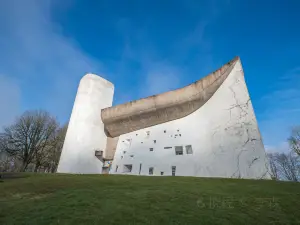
[161,172,164,175]
[175,146,183,155]
[149,148,153,151]
[115,165,118,172]
[185,145,193,154]
[164,147,172,149]
[154,140,156,143]
[123,164,132,173]
[172,166,176,176]
[149,167,154,175]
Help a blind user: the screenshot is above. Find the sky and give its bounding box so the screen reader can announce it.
[0,0,299,153]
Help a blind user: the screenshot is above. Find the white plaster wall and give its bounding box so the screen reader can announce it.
[111,61,270,179]
[57,74,114,174]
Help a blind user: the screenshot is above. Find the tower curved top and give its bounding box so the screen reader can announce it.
[101,56,240,137]
[81,73,114,88]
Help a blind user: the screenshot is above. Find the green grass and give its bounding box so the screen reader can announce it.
[0,174,300,225]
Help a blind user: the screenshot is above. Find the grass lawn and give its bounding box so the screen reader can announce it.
[0,174,300,225]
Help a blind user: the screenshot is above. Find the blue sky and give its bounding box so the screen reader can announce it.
[0,0,299,152]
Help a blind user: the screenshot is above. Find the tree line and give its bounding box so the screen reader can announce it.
[0,110,67,173]
[268,126,300,182]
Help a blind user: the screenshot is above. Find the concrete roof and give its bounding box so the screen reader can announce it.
[101,56,240,138]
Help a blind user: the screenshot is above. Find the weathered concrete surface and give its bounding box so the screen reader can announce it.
[105,137,119,160]
[57,74,114,174]
[102,57,239,138]
[111,59,270,179]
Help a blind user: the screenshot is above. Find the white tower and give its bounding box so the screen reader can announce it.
[57,74,114,173]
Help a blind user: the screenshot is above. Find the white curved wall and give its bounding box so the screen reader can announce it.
[57,74,114,174]
[111,61,270,179]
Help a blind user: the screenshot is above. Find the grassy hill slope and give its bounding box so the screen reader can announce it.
[0,174,300,225]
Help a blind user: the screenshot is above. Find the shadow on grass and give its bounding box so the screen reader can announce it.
[0,172,30,181]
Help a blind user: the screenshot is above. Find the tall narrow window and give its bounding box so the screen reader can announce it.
[172,166,176,176]
[154,140,156,143]
[115,165,118,172]
[186,145,193,154]
[149,167,154,175]
[139,163,142,175]
[175,146,183,155]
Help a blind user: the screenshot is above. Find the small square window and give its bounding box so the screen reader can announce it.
[161,172,164,175]
[164,130,166,133]
[186,145,193,154]
[121,156,123,159]
[146,131,150,136]
[150,148,154,151]
[123,151,126,154]
[136,134,138,136]
[149,167,154,175]
[175,146,183,155]
[141,142,143,144]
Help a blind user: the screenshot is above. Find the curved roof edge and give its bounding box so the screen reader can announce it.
[102,56,240,138]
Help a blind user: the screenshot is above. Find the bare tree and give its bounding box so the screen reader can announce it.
[0,150,19,172]
[288,126,300,156]
[268,152,299,182]
[267,153,279,180]
[0,110,59,172]
[35,124,67,173]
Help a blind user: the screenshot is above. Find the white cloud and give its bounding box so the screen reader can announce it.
[259,68,300,152]
[141,63,182,98]
[0,76,21,129]
[0,0,104,123]
[265,142,290,153]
